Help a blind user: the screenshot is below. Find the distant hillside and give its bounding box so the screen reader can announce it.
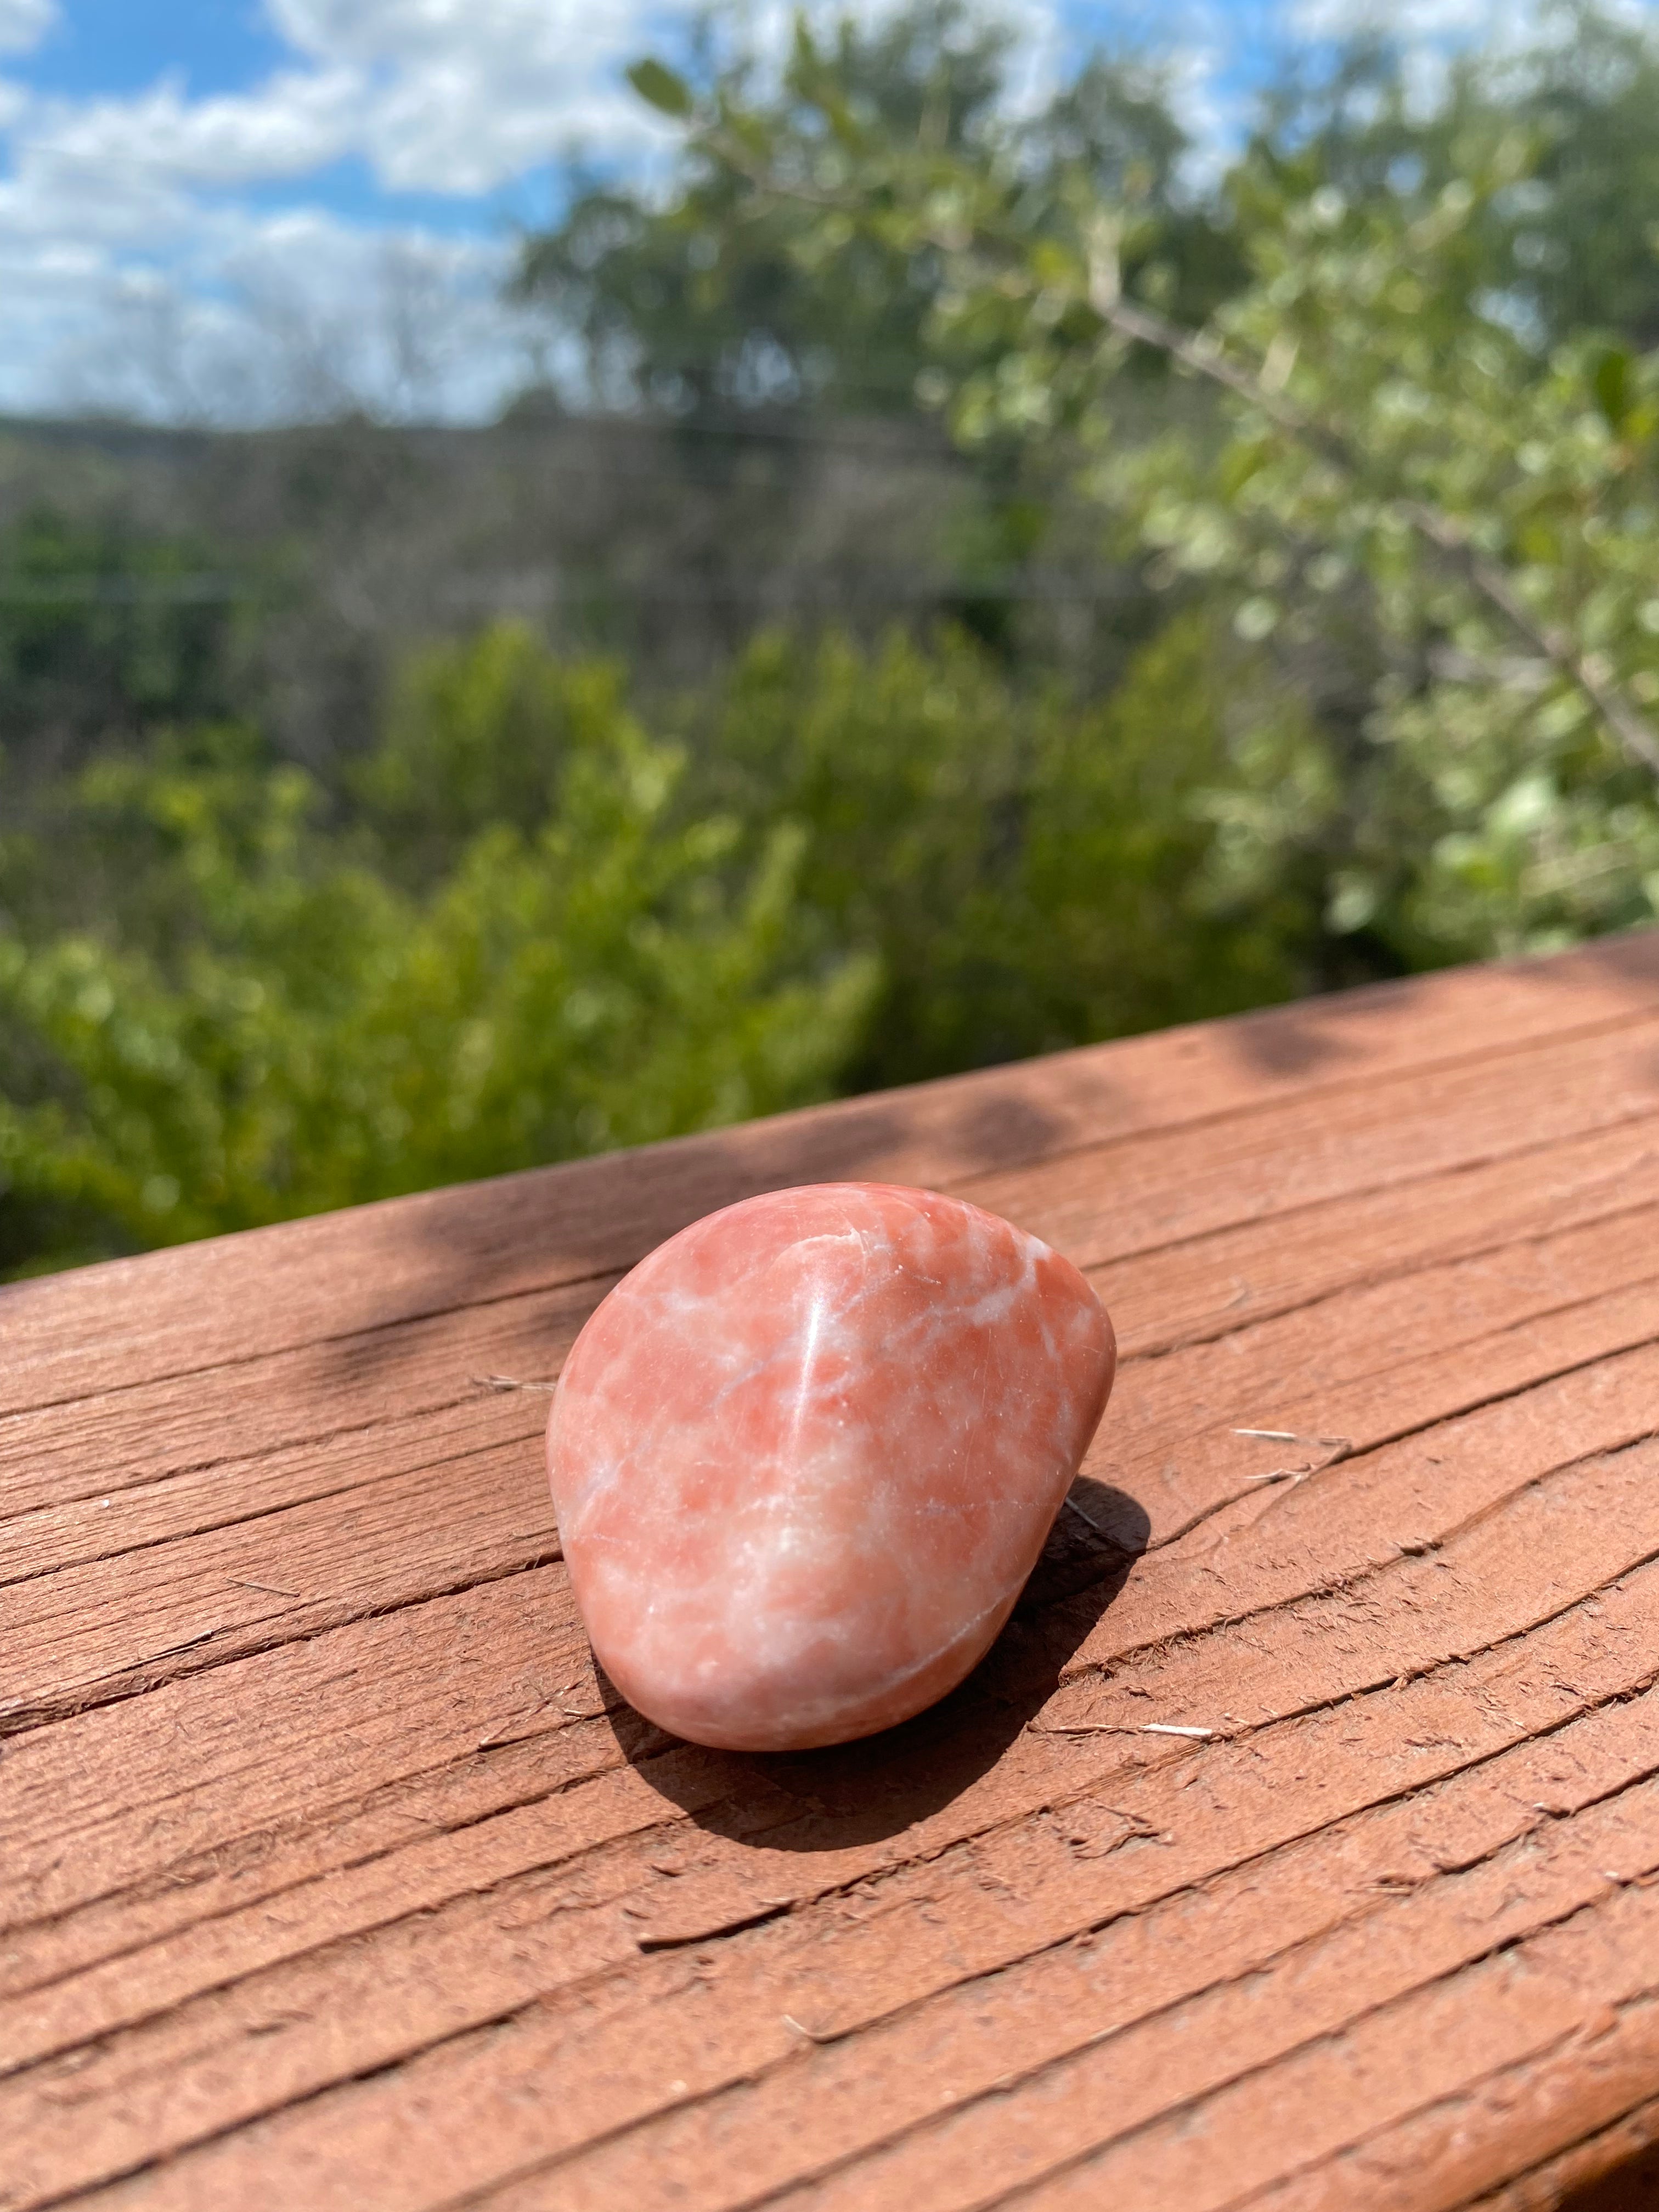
[0,408,1143,775]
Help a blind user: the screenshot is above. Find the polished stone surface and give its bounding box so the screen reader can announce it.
[546,1181,1116,1751]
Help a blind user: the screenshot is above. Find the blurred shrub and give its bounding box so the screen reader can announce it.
[699,615,1301,1088]
[353,620,628,883]
[0,644,877,1272]
[0,506,250,780]
[0,613,1314,1278]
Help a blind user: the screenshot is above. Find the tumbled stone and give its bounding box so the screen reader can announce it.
[546,1181,1116,1752]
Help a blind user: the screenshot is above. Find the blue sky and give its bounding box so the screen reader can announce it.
[0,0,1643,422]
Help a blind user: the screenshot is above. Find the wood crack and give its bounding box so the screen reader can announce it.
[392,1717,1659,2212]
[7,1579,1654,2202]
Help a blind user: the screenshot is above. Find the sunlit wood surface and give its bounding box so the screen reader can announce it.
[6,932,1659,2212]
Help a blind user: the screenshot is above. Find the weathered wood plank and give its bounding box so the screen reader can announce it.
[5,1338,1658,2200]
[5,998,1659,1732]
[1472,2098,1659,2212]
[5,930,1658,1416]
[4,934,1659,2212]
[44,1562,1658,2211]
[4,1173,1657,1758]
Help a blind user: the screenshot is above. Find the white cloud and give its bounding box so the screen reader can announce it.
[1290,0,1503,29]
[0,0,685,419]
[0,0,1650,425]
[264,0,675,191]
[20,69,361,186]
[6,0,675,202]
[0,0,53,55]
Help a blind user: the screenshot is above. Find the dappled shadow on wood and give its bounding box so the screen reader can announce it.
[313,1076,1081,1389]
[303,928,1659,1399]
[609,1475,1149,1855]
[1197,926,1659,1082]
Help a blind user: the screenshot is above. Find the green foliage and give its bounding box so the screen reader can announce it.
[520,2,1006,414]
[1255,5,1659,352]
[0,636,877,1273]
[643,3,1659,972]
[1085,168,1659,961]
[1,611,1315,1278]
[699,618,1299,1088]
[353,620,631,883]
[1516,2,1659,347]
[21,2,1659,1278]
[1099,173,1659,962]
[0,507,249,775]
[627,58,696,120]
[516,0,1231,415]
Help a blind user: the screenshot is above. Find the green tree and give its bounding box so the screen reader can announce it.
[520,2,1017,414]
[1514,0,1659,347]
[1245,5,1659,351]
[633,5,1659,971]
[515,1,1233,417]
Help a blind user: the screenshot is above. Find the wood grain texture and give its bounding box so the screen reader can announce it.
[4,929,1659,2212]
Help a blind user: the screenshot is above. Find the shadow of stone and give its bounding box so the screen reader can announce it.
[610,1474,1150,1855]
[1554,2143,1659,2211]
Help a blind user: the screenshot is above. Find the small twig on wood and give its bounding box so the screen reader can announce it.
[1233,1428,1349,1447]
[782,2013,835,2044]
[473,1374,558,1393]
[1030,1720,1129,1736]
[1235,1429,1353,1486]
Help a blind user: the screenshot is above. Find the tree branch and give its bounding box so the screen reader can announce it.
[1098,289,1659,784]
[710,122,1659,786]
[1401,500,1659,780]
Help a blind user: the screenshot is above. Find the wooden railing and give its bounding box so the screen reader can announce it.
[5,930,1659,2211]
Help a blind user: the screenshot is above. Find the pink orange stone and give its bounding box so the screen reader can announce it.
[546,1181,1116,1752]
